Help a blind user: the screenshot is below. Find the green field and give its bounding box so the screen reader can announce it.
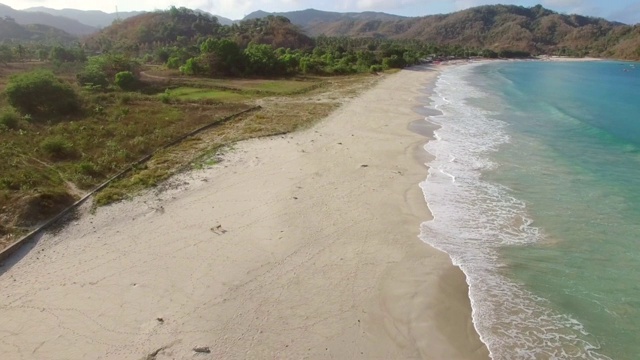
[164,87,248,101]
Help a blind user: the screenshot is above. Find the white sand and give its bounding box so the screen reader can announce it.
[538,55,603,62]
[0,67,488,359]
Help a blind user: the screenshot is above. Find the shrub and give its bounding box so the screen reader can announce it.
[330,64,354,75]
[77,66,109,89]
[167,56,183,69]
[0,109,20,130]
[179,58,202,75]
[77,161,98,175]
[160,89,171,104]
[5,70,79,116]
[370,65,384,73]
[94,187,127,206]
[382,55,406,69]
[87,54,139,79]
[114,71,137,91]
[40,136,77,160]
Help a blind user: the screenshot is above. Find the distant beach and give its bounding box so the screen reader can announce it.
[0,66,489,359]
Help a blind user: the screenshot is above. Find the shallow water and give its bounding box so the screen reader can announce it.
[420,61,640,359]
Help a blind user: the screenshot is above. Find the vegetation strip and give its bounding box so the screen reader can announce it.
[0,106,261,263]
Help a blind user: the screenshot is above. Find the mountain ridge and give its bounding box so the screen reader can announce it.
[23,6,144,28]
[243,8,406,24]
[0,17,75,44]
[238,5,639,59]
[1,4,639,60]
[0,3,96,35]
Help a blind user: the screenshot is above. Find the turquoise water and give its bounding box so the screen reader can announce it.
[421,61,640,359]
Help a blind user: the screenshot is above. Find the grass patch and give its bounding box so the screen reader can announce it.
[212,79,317,94]
[142,68,320,96]
[164,87,247,102]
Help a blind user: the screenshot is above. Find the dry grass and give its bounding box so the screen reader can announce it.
[0,67,383,248]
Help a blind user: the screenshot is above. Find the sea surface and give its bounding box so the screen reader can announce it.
[420,60,640,360]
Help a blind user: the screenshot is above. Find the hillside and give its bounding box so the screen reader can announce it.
[24,6,143,28]
[215,16,234,26]
[0,3,96,35]
[245,5,640,60]
[0,17,76,43]
[86,8,314,52]
[244,8,405,24]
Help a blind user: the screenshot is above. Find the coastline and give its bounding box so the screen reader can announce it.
[0,66,488,359]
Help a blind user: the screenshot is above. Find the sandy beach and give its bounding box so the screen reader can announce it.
[0,66,488,359]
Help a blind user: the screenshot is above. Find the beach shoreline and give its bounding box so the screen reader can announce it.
[0,66,488,359]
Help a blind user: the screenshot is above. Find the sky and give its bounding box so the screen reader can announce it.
[5,0,640,24]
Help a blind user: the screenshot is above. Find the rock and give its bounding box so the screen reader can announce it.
[193,346,211,353]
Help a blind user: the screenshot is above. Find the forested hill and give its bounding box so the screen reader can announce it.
[86,7,314,53]
[243,9,405,24]
[247,5,640,60]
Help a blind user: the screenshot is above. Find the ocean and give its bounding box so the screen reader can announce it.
[420,60,640,359]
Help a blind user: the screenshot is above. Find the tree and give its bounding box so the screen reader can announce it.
[179,58,202,75]
[5,70,79,116]
[49,46,85,63]
[199,38,244,76]
[243,43,279,76]
[0,45,13,65]
[14,45,25,61]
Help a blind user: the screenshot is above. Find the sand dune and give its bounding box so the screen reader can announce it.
[0,66,488,359]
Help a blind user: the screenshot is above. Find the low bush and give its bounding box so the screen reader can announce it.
[0,109,20,130]
[6,70,80,116]
[77,66,109,89]
[77,161,98,175]
[114,71,137,91]
[40,136,77,160]
[370,65,384,73]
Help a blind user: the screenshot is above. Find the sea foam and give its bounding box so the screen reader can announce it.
[419,64,610,360]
